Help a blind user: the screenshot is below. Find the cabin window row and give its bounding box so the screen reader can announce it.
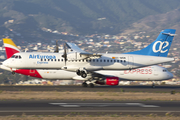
[41,59,126,63]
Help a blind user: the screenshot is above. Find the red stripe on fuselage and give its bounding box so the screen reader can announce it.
[14,69,42,78]
[5,47,20,59]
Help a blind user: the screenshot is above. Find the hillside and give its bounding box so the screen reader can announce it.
[0,0,180,37]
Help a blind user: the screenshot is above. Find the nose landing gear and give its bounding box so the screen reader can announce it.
[12,71,15,75]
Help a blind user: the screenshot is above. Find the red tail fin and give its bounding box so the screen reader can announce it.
[3,38,20,59]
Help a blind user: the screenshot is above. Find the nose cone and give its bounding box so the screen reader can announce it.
[167,72,173,79]
[2,60,9,67]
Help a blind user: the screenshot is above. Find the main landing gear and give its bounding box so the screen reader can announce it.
[76,70,87,78]
[82,82,88,87]
[152,82,155,88]
[12,71,15,75]
[82,81,94,88]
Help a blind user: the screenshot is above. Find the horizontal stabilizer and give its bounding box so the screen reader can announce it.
[66,42,101,58]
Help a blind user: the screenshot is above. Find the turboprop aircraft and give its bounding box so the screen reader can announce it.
[2,29,176,80]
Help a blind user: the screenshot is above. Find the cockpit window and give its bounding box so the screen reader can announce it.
[11,55,15,58]
[11,55,22,59]
[163,69,167,72]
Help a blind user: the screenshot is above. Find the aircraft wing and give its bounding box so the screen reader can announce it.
[66,42,102,57]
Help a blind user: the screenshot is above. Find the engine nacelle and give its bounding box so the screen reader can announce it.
[96,77,119,86]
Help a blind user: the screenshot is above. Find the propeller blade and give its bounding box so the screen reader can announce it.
[62,43,68,66]
[54,40,59,53]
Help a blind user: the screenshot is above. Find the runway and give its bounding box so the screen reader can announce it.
[0,85,179,92]
[0,100,180,116]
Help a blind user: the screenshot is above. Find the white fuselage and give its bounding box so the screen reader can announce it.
[2,52,174,71]
[0,65,173,81]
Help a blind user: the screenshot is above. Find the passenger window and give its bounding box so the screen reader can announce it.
[107,60,109,62]
[100,60,102,62]
[97,59,99,62]
[111,60,113,62]
[44,59,46,61]
[48,59,50,61]
[54,59,56,61]
[51,59,53,61]
[15,56,18,59]
[124,60,126,62]
[93,59,95,62]
[104,60,106,62]
[58,59,60,61]
[82,60,84,62]
[41,59,43,61]
[117,60,119,62]
[121,60,123,62]
[114,60,116,62]
[89,59,91,62]
[61,59,63,61]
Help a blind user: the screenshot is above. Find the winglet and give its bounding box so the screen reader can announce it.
[3,38,20,59]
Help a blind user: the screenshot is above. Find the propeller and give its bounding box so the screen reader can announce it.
[54,40,59,53]
[62,43,68,66]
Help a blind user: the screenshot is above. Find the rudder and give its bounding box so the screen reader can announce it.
[3,38,20,59]
[123,29,176,57]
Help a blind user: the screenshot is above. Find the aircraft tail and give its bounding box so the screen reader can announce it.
[124,29,176,57]
[3,38,20,59]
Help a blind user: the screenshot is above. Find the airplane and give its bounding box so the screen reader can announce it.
[0,63,173,88]
[1,29,176,80]
[0,29,175,88]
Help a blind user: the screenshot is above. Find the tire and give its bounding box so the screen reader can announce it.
[82,82,87,87]
[76,70,81,76]
[89,83,94,88]
[81,71,87,78]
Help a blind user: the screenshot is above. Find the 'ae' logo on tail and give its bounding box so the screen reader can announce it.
[152,41,169,53]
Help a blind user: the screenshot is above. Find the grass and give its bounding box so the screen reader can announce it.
[0,91,179,101]
[0,115,179,120]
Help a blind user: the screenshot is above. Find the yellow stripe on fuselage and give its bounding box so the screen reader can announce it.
[3,38,18,48]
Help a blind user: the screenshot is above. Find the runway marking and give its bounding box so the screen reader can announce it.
[49,103,159,108]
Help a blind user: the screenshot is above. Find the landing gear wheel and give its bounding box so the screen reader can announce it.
[152,83,155,88]
[82,82,88,87]
[81,71,87,78]
[12,71,15,75]
[89,83,94,88]
[76,70,81,76]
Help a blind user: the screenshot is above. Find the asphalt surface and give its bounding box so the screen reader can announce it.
[0,100,180,116]
[0,85,179,92]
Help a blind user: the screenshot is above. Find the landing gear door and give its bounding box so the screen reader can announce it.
[128,56,134,69]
